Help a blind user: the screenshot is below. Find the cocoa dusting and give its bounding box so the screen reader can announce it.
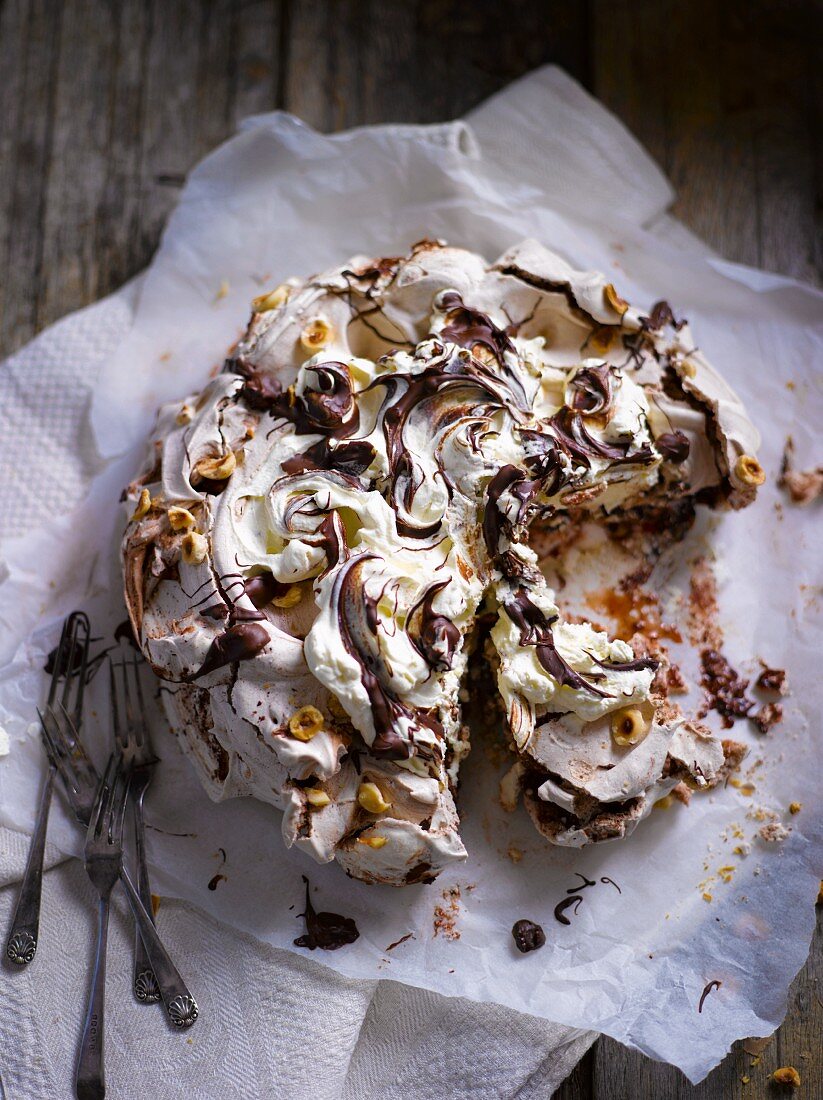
[688,558,723,651]
[752,702,783,734]
[698,979,722,1013]
[511,919,546,953]
[699,649,753,727]
[433,886,461,940]
[756,665,788,695]
[294,876,359,950]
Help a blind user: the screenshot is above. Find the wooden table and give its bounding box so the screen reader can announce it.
[1,2,819,1096]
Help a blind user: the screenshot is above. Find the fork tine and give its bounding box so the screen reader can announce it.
[89,755,117,842]
[47,616,74,708]
[130,653,147,748]
[69,611,91,730]
[38,707,77,795]
[110,660,126,756]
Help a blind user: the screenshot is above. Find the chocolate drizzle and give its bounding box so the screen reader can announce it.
[334,555,442,758]
[293,876,359,950]
[568,364,613,416]
[503,588,611,698]
[407,580,460,672]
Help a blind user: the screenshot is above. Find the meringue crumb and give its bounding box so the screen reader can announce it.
[758,822,790,844]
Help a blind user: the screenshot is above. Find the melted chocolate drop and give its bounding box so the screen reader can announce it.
[293,876,359,950]
[511,919,546,953]
[656,430,690,464]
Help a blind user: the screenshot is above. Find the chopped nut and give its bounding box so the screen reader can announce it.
[603,282,629,316]
[357,781,391,814]
[357,835,388,849]
[610,705,651,746]
[168,506,196,532]
[181,531,208,565]
[789,801,802,814]
[587,325,617,353]
[272,585,302,609]
[194,450,237,481]
[305,788,331,808]
[771,1066,801,1088]
[300,318,332,353]
[252,283,291,313]
[507,845,523,863]
[734,454,766,487]
[176,404,193,425]
[327,694,349,720]
[289,705,324,742]
[680,359,697,378]
[131,488,151,521]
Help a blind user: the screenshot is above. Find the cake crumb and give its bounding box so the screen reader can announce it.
[752,702,783,734]
[779,436,823,506]
[756,665,788,695]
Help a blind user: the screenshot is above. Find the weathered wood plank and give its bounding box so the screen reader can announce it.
[282,0,590,129]
[0,0,63,355]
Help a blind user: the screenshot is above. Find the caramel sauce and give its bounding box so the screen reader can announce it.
[586,585,682,644]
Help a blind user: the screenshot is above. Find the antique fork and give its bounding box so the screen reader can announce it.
[39,702,199,1031]
[110,654,161,1003]
[6,610,90,966]
[76,753,129,1100]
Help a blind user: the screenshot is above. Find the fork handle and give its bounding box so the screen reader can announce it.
[76,894,110,1100]
[120,869,199,1029]
[6,766,55,966]
[131,793,161,1003]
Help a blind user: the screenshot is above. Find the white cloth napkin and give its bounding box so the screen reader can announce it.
[1,66,820,1098]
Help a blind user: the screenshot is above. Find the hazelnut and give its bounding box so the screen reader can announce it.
[300,318,332,353]
[289,705,324,741]
[181,531,208,565]
[680,360,697,378]
[610,706,651,746]
[272,585,302,609]
[168,506,196,532]
[327,694,349,720]
[130,488,151,521]
[357,781,391,814]
[771,1066,801,1089]
[194,451,237,481]
[789,801,802,814]
[252,284,291,313]
[357,835,388,849]
[603,283,629,316]
[734,454,766,487]
[305,788,331,808]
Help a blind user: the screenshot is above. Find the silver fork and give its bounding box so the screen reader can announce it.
[6,610,90,966]
[110,654,161,1003]
[76,753,129,1100]
[39,703,199,1032]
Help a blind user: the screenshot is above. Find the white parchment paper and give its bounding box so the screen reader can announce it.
[1,67,821,1083]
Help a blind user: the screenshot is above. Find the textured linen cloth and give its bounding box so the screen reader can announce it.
[0,67,682,1098]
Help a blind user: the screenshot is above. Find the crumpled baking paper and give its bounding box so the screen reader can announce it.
[1,66,821,1083]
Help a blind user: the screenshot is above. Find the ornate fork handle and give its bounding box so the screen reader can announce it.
[6,766,55,965]
[76,894,111,1100]
[131,777,160,1002]
[120,869,198,1028]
